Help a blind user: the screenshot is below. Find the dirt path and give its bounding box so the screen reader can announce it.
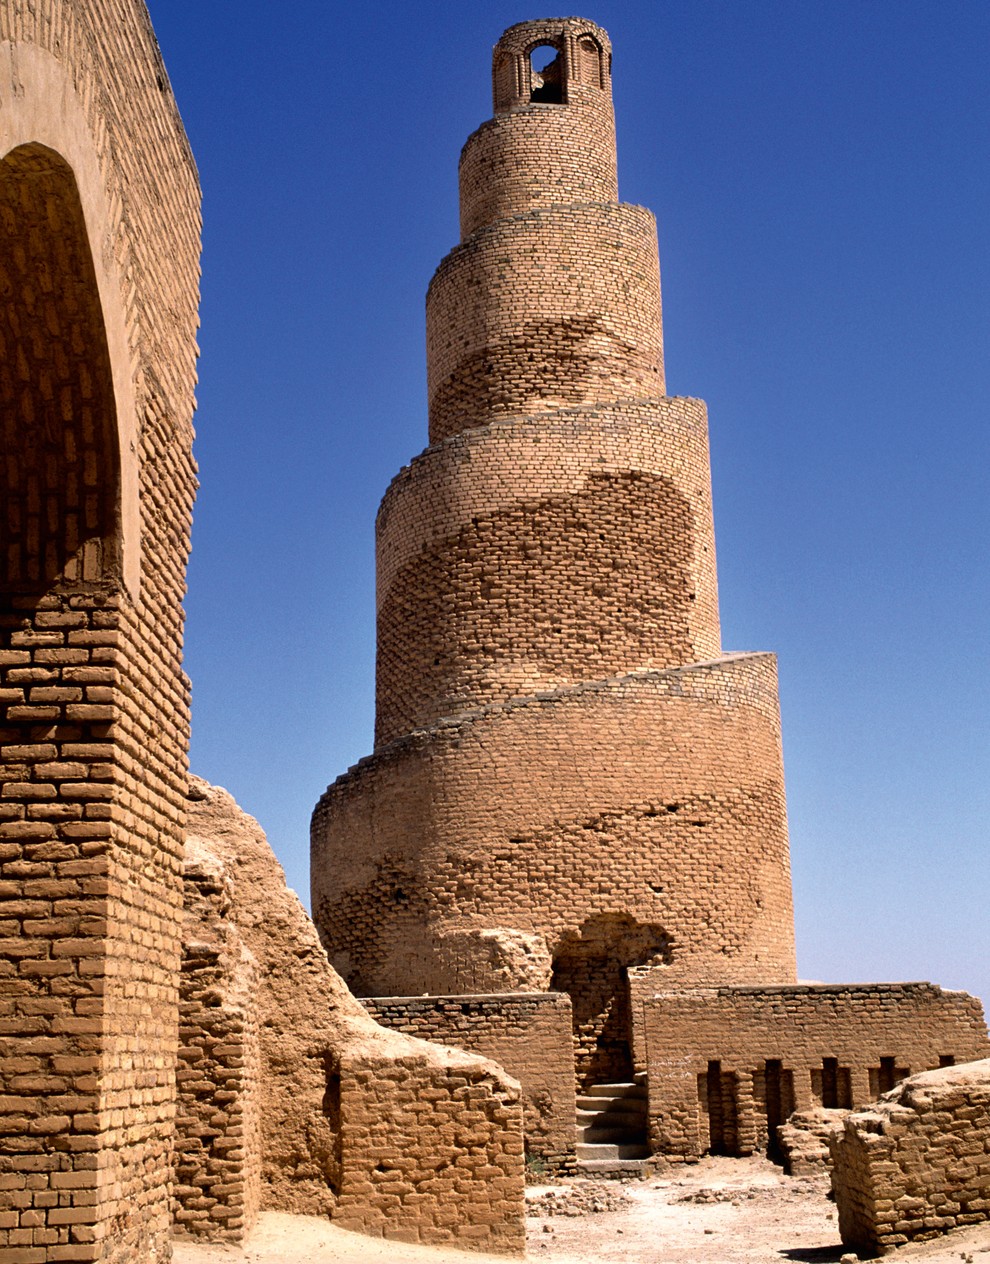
[173,1156,990,1264]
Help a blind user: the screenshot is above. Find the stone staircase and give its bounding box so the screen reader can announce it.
[575,1074,652,1176]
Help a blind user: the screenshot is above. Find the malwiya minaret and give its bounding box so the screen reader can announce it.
[313,17,797,1087]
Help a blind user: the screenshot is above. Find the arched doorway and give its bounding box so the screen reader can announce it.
[551,913,670,1088]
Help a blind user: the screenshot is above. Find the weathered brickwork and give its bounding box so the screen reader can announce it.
[427,205,663,443]
[362,993,576,1173]
[312,17,799,1096]
[184,780,526,1253]
[634,982,989,1161]
[375,399,719,745]
[313,12,987,1189]
[830,1060,990,1254]
[316,653,795,1076]
[1,2,199,1259]
[174,842,262,1242]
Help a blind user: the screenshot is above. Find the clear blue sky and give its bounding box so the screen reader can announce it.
[147,2,989,1006]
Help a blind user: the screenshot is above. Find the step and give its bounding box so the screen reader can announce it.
[583,1082,647,1100]
[577,1127,648,1145]
[576,1097,647,1117]
[575,1107,645,1127]
[577,1157,653,1178]
[575,1142,652,1161]
[577,1092,647,1109]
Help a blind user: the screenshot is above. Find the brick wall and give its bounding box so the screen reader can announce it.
[0,3,200,1259]
[830,1059,990,1254]
[185,779,526,1254]
[362,993,576,1173]
[634,982,989,1160]
[333,1046,525,1254]
[173,843,262,1242]
[312,18,797,1094]
[315,654,794,1008]
[427,204,663,443]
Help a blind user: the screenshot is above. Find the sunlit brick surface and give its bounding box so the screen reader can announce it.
[0,2,200,1258]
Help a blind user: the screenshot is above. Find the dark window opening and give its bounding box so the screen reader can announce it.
[763,1059,795,1160]
[812,1057,852,1109]
[530,44,563,103]
[702,1060,738,1155]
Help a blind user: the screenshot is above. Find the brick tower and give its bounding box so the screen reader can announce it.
[313,17,798,1087]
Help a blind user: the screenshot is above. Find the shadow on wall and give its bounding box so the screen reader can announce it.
[1,144,122,603]
[551,912,670,1088]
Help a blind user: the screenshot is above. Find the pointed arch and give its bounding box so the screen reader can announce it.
[1,41,142,598]
[1,142,121,594]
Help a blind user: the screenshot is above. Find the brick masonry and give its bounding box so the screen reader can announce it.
[0,2,200,1260]
[183,779,526,1254]
[174,841,263,1242]
[312,15,804,1099]
[830,1059,990,1254]
[362,993,576,1173]
[634,981,989,1161]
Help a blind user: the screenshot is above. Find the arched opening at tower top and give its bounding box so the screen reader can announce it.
[0,143,122,601]
[529,43,563,103]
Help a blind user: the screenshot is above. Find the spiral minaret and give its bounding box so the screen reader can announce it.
[313,18,797,1086]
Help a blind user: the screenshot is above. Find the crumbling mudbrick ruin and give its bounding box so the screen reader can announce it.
[830,1059,990,1253]
[2,3,988,1261]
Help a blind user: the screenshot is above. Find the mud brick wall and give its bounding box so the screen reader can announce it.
[427,204,663,443]
[830,1059,990,1254]
[375,399,719,746]
[333,1048,525,1254]
[173,847,262,1242]
[362,993,576,1172]
[187,780,526,1254]
[634,982,989,1160]
[0,2,200,1260]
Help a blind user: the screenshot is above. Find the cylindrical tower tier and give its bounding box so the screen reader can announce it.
[375,398,720,747]
[314,653,797,1084]
[427,205,664,443]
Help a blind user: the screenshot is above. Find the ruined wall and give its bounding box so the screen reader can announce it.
[634,982,989,1160]
[0,3,200,1259]
[184,779,526,1254]
[830,1059,990,1254]
[174,841,262,1242]
[363,993,576,1172]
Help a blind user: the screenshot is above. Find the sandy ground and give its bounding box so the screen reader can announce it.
[173,1156,990,1264]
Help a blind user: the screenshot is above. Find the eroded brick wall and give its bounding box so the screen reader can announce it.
[362,993,576,1173]
[174,844,262,1241]
[334,1048,525,1254]
[0,2,200,1259]
[313,19,797,1092]
[375,400,718,745]
[830,1059,990,1254]
[635,982,989,1160]
[185,780,526,1253]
